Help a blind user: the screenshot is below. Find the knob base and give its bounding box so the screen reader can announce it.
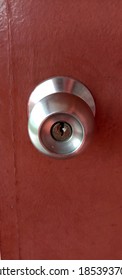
[28,76,96,116]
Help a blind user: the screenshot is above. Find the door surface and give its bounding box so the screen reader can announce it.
[0,0,122,259]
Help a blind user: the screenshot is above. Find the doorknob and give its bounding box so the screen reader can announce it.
[27,76,96,159]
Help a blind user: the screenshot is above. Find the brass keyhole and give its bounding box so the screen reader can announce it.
[51,121,72,141]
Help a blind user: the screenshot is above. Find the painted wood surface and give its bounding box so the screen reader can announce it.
[0,0,122,259]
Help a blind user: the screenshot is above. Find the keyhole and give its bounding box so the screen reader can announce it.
[51,121,72,141]
[59,122,65,136]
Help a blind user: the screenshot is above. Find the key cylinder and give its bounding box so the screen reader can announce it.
[51,121,72,141]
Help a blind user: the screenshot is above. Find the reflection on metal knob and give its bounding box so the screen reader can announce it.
[28,76,96,159]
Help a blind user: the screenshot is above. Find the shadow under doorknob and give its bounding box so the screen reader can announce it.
[27,76,96,159]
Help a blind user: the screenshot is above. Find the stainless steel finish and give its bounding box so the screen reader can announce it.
[28,76,96,116]
[28,76,95,159]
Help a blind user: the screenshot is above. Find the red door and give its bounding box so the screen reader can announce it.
[0,0,122,259]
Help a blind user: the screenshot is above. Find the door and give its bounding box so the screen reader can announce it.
[0,0,122,259]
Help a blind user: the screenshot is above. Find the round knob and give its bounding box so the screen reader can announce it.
[28,76,96,159]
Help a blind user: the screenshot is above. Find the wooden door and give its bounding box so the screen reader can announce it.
[0,0,122,259]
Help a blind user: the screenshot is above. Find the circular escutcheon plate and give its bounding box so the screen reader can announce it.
[28,76,96,116]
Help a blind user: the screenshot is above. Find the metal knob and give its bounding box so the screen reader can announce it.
[28,76,96,159]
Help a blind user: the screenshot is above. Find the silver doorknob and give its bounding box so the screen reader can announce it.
[28,76,96,159]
